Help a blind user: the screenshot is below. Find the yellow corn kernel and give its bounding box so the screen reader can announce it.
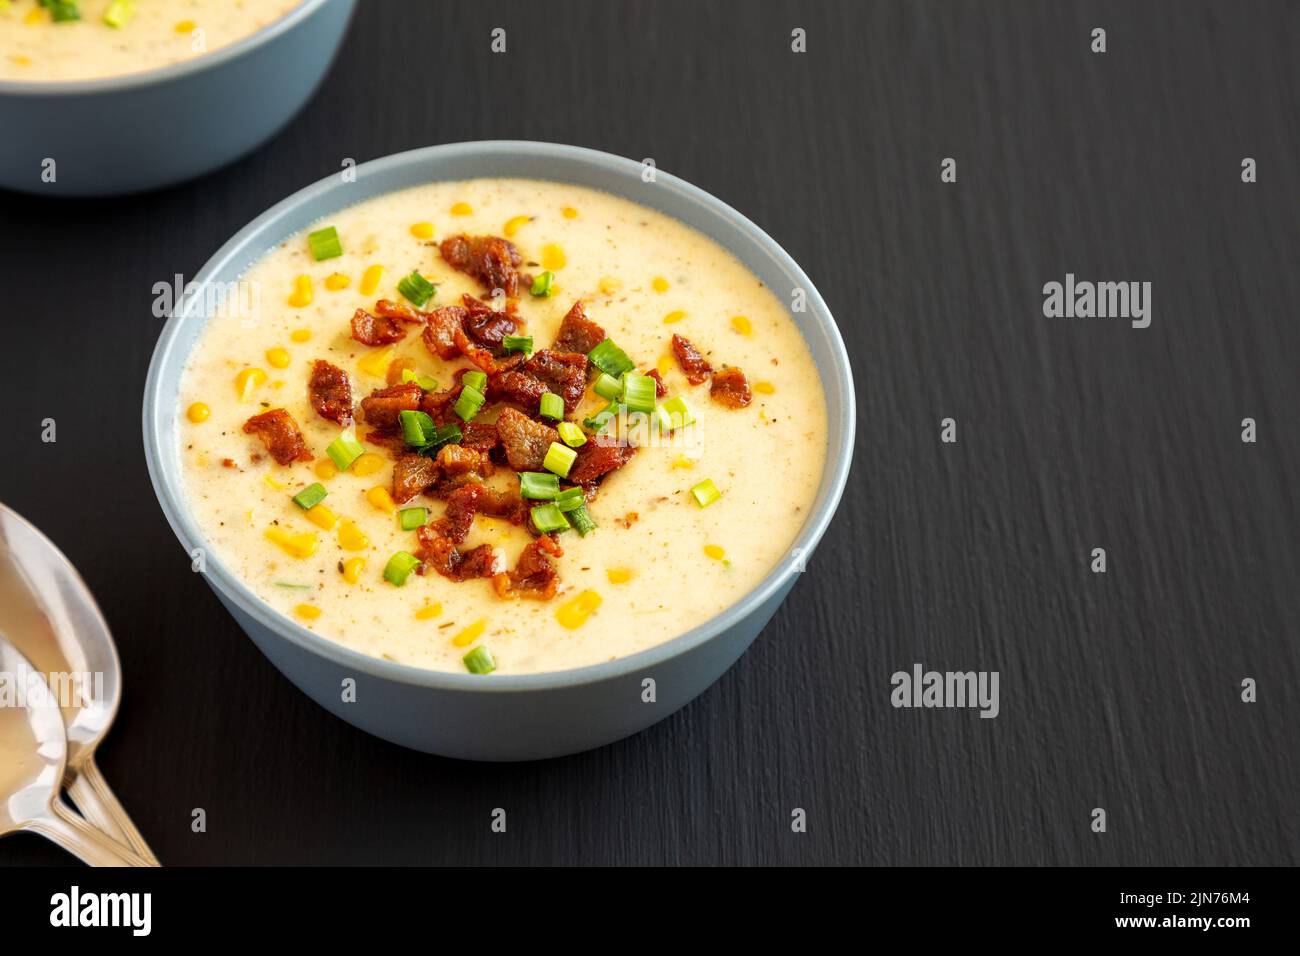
[753,380,776,395]
[314,458,338,480]
[410,221,434,239]
[452,618,487,648]
[672,455,696,470]
[561,206,578,219]
[350,452,385,477]
[359,264,384,296]
[263,473,286,491]
[451,201,473,216]
[656,354,673,376]
[186,402,210,423]
[540,244,567,270]
[704,544,726,561]
[234,367,266,401]
[341,556,365,584]
[652,276,670,293]
[294,604,321,621]
[357,346,394,377]
[288,274,313,308]
[415,603,443,621]
[324,272,351,291]
[556,590,602,630]
[290,328,312,343]
[599,276,622,295]
[305,504,338,531]
[337,519,370,552]
[11,55,32,67]
[265,527,318,559]
[265,347,291,369]
[503,215,531,238]
[174,19,196,34]
[730,314,753,336]
[24,8,47,25]
[366,486,397,514]
[663,310,686,325]
[606,568,634,585]
[270,380,286,389]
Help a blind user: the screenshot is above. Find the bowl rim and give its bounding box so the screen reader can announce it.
[0,0,331,96]
[142,140,855,694]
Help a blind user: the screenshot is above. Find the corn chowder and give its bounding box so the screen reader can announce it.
[178,179,827,675]
[0,0,301,82]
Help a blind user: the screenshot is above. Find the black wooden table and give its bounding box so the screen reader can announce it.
[0,0,1296,866]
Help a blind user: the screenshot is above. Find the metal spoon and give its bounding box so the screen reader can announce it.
[0,503,159,864]
[0,634,152,866]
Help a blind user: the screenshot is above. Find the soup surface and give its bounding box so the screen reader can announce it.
[177,178,827,675]
[0,0,301,82]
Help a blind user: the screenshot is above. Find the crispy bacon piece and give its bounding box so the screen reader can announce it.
[423,305,466,360]
[552,300,605,354]
[459,421,500,454]
[392,453,437,503]
[426,444,491,497]
[364,429,407,456]
[419,383,463,423]
[523,349,588,414]
[422,295,521,362]
[463,295,519,351]
[493,534,563,600]
[374,298,429,324]
[415,525,500,582]
[495,407,560,471]
[488,366,547,409]
[710,366,752,408]
[242,409,311,465]
[645,368,668,397]
[360,382,422,430]
[477,485,528,525]
[568,433,636,485]
[308,360,353,425]
[440,234,525,297]
[385,356,417,387]
[454,327,504,374]
[351,307,407,346]
[671,333,713,385]
[431,483,484,543]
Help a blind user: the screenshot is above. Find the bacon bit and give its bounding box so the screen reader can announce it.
[671,333,713,385]
[462,294,520,351]
[392,453,437,503]
[495,407,561,471]
[363,429,407,456]
[360,382,422,430]
[552,300,606,354]
[308,360,353,425]
[618,512,639,528]
[415,525,500,582]
[351,307,407,347]
[524,349,588,414]
[242,409,312,465]
[493,534,563,600]
[385,356,417,386]
[458,421,500,454]
[645,368,668,397]
[710,366,753,408]
[568,433,636,485]
[422,305,466,360]
[430,483,484,543]
[439,234,526,297]
[221,458,238,469]
[374,298,430,324]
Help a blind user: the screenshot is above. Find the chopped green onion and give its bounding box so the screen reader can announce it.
[397,271,437,307]
[502,334,534,355]
[583,400,621,431]
[325,430,365,471]
[530,503,571,534]
[398,408,436,447]
[538,391,564,421]
[416,423,461,455]
[661,395,696,429]
[453,384,485,421]
[307,226,343,261]
[557,421,587,447]
[40,0,80,22]
[593,372,623,400]
[291,482,328,510]
[587,339,634,378]
[382,551,421,586]
[543,442,577,478]
[555,487,585,513]
[569,504,597,536]
[519,471,560,500]
[398,507,428,531]
[463,645,497,675]
[690,478,722,508]
[651,403,674,432]
[620,372,657,414]
[530,271,555,298]
[401,368,439,390]
[102,0,133,27]
[461,370,487,393]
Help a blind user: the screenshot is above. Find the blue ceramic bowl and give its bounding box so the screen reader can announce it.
[143,142,855,760]
[0,0,355,196]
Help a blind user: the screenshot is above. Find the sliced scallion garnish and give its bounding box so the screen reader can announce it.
[538,392,564,421]
[291,482,328,510]
[661,395,695,429]
[569,504,597,536]
[530,271,555,298]
[397,271,437,307]
[502,334,533,355]
[401,368,439,390]
[690,478,722,508]
[453,384,485,421]
[398,507,428,531]
[593,372,622,400]
[587,338,634,378]
[307,226,343,261]
[461,370,487,393]
[620,372,657,414]
[543,442,577,478]
[383,551,421,586]
[326,430,365,471]
[554,487,585,513]
[103,0,133,27]
[530,503,571,534]
[519,471,560,500]
[557,421,587,447]
[398,408,436,447]
[463,645,497,674]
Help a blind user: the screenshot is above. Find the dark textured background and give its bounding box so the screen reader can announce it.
[0,0,1297,866]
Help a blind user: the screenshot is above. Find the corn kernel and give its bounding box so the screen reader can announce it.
[366,486,396,514]
[174,19,196,33]
[599,277,622,295]
[452,618,487,647]
[265,527,318,559]
[314,458,338,480]
[186,402,210,423]
[561,206,578,219]
[11,55,32,67]
[337,520,370,552]
[671,455,696,470]
[730,314,753,336]
[410,221,434,239]
[704,544,726,561]
[556,590,602,630]
[24,8,48,25]
[234,367,266,401]
[263,474,286,491]
[503,215,531,238]
[265,347,291,369]
[341,556,365,584]
[291,328,312,343]
[350,453,385,477]
[415,603,443,620]
[754,380,776,394]
[663,310,686,325]
[656,354,673,376]
[606,568,634,585]
[652,276,670,293]
[324,272,351,291]
[359,264,384,296]
[294,604,321,621]
[357,346,393,377]
[451,202,473,216]
[541,244,567,271]
[288,274,313,308]
[305,504,338,530]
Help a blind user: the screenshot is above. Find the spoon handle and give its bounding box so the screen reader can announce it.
[68,756,160,866]
[27,800,155,867]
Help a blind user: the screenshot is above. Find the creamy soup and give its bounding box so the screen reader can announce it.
[0,0,301,82]
[177,178,827,675]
